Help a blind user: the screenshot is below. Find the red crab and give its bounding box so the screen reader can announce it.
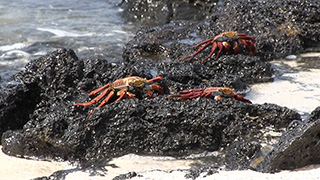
[74,76,163,116]
[168,87,252,103]
[182,31,256,63]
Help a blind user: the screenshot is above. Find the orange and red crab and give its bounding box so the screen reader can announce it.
[168,87,252,103]
[74,76,163,116]
[182,31,256,63]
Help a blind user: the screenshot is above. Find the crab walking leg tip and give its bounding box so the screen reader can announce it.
[87,109,95,118]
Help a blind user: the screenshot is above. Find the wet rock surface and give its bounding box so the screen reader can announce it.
[1,0,320,179]
[255,107,320,173]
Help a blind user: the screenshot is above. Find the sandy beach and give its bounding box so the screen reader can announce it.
[2,148,320,180]
[0,146,68,180]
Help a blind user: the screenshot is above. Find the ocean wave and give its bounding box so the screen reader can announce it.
[0,43,29,52]
[37,27,94,37]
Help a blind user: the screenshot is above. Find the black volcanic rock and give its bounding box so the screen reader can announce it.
[255,106,320,172]
[0,83,41,137]
[123,23,274,84]
[122,0,320,74]
[225,140,261,170]
[0,49,299,167]
[2,0,320,178]
[200,0,320,60]
[119,0,217,26]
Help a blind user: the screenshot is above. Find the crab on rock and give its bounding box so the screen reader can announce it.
[182,31,256,63]
[74,76,163,116]
[168,87,252,103]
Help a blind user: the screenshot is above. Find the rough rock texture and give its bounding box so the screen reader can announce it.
[0,49,299,167]
[199,0,320,60]
[123,23,274,84]
[119,0,218,26]
[224,140,261,170]
[0,84,41,137]
[123,0,320,67]
[1,0,320,178]
[256,106,320,172]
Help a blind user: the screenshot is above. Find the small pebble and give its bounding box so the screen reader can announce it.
[285,55,297,60]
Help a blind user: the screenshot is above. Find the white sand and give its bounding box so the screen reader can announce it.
[0,147,68,180]
[246,53,320,116]
[129,167,320,180]
[3,149,320,180]
[246,69,320,115]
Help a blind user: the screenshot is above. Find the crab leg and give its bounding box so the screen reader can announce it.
[178,88,204,94]
[223,42,231,55]
[202,92,213,98]
[233,42,240,55]
[216,42,224,59]
[188,93,202,99]
[232,94,252,103]
[97,91,115,108]
[168,91,202,100]
[114,89,128,102]
[192,38,214,48]
[238,34,256,43]
[182,41,213,61]
[240,40,255,55]
[86,90,117,117]
[74,87,111,107]
[145,89,154,98]
[88,84,110,96]
[149,84,163,95]
[202,42,218,63]
[147,76,163,83]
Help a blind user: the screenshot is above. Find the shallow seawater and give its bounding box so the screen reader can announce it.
[0,0,135,82]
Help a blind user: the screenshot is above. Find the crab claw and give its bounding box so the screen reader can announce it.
[232,94,252,103]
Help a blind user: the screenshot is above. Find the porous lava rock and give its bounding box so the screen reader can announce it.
[1,49,299,167]
[119,0,217,26]
[224,140,261,170]
[122,0,320,72]
[123,23,274,84]
[255,106,320,172]
[0,83,41,137]
[200,0,320,60]
[2,0,320,177]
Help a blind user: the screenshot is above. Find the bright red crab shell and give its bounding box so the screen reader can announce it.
[182,31,256,63]
[74,76,163,117]
[168,87,252,103]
